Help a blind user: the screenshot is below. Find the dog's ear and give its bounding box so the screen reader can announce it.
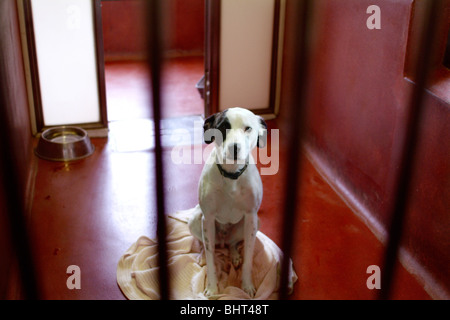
[257,116,268,148]
[203,114,216,144]
[204,111,229,145]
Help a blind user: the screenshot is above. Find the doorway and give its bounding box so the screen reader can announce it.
[100,0,205,151]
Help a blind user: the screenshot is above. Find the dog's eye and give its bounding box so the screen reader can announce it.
[244,126,252,133]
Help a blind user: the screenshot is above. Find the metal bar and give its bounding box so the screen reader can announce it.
[379,0,441,300]
[22,0,45,132]
[93,0,109,130]
[279,0,312,300]
[204,0,221,116]
[146,0,170,300]
[0,36,39,300]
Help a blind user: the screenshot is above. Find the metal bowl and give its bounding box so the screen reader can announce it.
[35,126,94,161]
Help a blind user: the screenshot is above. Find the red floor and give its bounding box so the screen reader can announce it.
[259,137,431,300]
[105,56,205,121]
[24,57,431,299]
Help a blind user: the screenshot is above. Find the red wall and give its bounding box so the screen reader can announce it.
[101,0,204,60]
[280,0,450,297]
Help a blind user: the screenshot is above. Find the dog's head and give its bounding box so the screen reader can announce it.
[203,107,267,162]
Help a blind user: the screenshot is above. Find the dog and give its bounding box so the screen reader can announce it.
[188,107,267,297]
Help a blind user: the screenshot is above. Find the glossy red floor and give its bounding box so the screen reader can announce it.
[105,56,204,121]
[25,58,430,299]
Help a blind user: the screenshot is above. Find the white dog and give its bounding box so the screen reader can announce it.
[188,107,267,297]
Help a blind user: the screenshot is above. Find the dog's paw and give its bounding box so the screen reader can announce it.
[204,283,219,297]
[242,280,256,298]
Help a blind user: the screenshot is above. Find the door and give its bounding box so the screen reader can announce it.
[204,0,285,119]
[21,0,108,136]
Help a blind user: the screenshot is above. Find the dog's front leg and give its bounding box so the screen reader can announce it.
[202,214,218,296]
[242,213,258,297]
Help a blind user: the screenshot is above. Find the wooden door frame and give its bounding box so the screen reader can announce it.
[21,0,108,136]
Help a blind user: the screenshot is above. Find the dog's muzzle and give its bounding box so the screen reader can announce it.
[216,159,249,180]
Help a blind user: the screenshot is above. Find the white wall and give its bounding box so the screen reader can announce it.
[31,0,100,126]
[219,0,275,111]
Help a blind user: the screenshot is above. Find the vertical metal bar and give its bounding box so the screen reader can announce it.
[204,0,221,116]
[93,0,109,130]
[22,0,45,132]
[379,0,441,300]
[0,39,39,301]
[269,0,281,114]
[279,0,312,300]
[146,0,170,300]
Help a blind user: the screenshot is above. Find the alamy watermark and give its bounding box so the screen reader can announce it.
[169,120,280,176]
[366,265,381,290]
[66,265,81,290]
[366,5,381,30]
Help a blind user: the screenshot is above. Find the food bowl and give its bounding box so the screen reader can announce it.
[35,126,94,161]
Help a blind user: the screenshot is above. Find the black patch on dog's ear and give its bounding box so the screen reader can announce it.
[203,114,216,144]
[257,117,268,148]
[215,112,230,146]
[203,110,230,145]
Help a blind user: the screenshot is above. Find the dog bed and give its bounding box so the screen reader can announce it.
[117,205,297,300]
